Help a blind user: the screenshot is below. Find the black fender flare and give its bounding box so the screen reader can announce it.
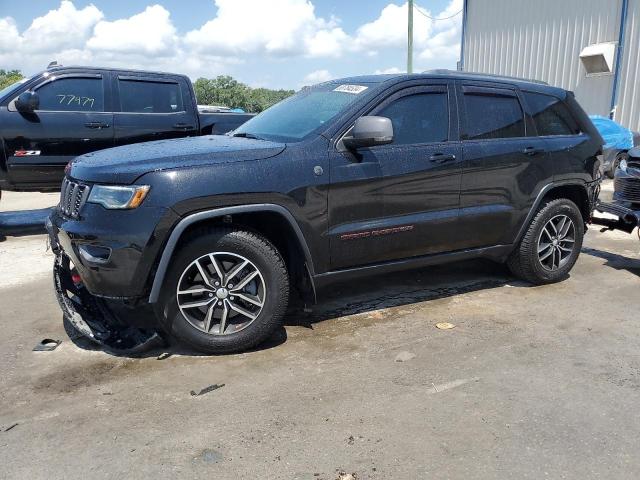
[514,180,593,243]
[148,203,315,303]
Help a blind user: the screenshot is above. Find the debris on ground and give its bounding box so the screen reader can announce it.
[430,377,480,394]
[394,351,416,362]
[335,471,357,480]
[190,384,225,397]
[435,322,456,330]
[4,423,18,432]
[32,338,61,351]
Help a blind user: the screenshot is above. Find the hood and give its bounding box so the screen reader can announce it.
[70,135,286,184]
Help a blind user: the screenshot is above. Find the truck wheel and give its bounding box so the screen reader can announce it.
[507,198,584,285]
[158,228,289,353]
[606,151,628,179]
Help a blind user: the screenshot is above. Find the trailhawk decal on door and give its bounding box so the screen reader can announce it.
[340,225,414,241]
[14,150,41,156]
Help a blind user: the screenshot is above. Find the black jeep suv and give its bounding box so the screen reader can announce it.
[47,71,603,353]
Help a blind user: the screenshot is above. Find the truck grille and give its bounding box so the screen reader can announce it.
[59,178,90,218]
[614,177,640,203]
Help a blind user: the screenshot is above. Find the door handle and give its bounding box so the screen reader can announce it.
[173,123,195,130]
[522,146,544,156]
[84,122,110,129]
[429,153,456,163]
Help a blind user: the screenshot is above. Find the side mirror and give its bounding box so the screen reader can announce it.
[15,91,39,113]
[343,116,394,150]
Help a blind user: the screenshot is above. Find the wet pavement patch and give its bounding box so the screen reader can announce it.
[195,448,223,464]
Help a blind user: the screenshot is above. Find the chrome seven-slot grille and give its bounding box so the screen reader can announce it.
[614,175,640,203]
[59,177,90,218]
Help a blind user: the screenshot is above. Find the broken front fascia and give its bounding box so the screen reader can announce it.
[53,254,163,354]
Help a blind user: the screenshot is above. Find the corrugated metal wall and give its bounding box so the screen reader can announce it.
[462,0,623,121]
[616,0,640,131]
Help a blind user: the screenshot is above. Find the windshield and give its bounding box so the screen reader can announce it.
[0,77,29,101]
[232,83,372,142]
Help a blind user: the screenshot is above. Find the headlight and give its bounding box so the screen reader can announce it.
[619,158,628,172]
[87,185,150,209]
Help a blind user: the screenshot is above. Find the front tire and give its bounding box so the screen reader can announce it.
[158,228,289,354]
[507,198,584,285]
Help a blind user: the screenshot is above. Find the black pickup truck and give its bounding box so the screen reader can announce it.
[0,65,253,193]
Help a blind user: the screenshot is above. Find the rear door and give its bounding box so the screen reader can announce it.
[3,73,113,189]
[456,82,552,249]
[113,74,198,147]
[328,82,463,269]
[521,90,588,181]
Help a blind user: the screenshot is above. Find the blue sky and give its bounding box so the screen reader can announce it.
[0,0,463,89]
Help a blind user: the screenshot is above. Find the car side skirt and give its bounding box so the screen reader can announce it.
[312,244,514,292]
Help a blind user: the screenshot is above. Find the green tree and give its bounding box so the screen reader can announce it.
[193,75,294,113]
[0,69,24,90]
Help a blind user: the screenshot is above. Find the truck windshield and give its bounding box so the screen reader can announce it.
[232,83,372,143]
[0,77,29,101]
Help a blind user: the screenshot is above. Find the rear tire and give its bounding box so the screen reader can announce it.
[507,198,584,285]
[158,228,289,354]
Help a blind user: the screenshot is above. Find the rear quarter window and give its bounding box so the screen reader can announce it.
[523,91,581,136]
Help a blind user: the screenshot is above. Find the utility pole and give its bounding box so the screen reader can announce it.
[407,0,414,73]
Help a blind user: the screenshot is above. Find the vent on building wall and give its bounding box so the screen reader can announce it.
[579,42,617,76]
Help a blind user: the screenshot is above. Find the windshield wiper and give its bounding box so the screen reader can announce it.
[231,132,265,140]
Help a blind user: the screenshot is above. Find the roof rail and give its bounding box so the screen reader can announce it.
[422,69,549,85]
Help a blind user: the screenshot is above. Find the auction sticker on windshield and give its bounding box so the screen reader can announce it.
[333,85,368,94]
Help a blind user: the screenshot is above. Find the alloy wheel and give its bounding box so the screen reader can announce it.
[537,214,576,271]
[176,251,266,335]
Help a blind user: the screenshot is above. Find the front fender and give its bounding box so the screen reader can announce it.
[147,203,315,303]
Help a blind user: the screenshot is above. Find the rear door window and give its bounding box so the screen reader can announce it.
[462,87,525,140]
[523,91,581,136]
[118,79,184,113]
[376,92,449,145]
[36,77,104,112]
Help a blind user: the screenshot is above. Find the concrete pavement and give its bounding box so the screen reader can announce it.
[1,186,639,479]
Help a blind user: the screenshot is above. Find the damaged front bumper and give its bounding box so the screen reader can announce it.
[51,247,164,355]
[592,201,640,236]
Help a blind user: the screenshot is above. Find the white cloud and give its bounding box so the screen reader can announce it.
[0,2,224,79]
[305,27,349,58]
[355,2,432,52]
[355,0,462,64]
[416,0,463,62]
[303,69,333,84]
[87,5,177,56]
[0,17,21,54]
[21,1,103,54]
[184,0,349,58]
[374,66,404,74]
[0,0,462,89]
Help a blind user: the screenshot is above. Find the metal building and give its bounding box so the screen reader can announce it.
[459,0,640,131]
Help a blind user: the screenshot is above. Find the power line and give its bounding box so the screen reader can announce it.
[414,4,463,21]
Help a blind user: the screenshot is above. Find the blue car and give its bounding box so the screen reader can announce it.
[589,115,640,178]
